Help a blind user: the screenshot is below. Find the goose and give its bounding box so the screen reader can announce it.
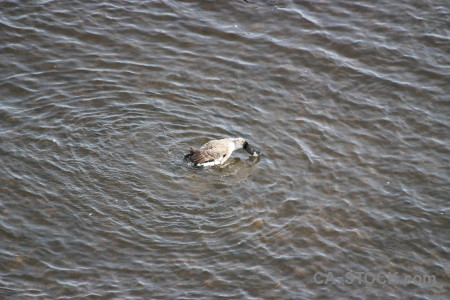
[184,137,260,167]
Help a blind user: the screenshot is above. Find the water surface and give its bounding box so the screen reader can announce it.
[1,0,449,299]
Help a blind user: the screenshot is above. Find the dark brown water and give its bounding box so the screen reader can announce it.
[1,0,449,299]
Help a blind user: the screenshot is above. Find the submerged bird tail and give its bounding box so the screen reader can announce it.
[184,147,196,162]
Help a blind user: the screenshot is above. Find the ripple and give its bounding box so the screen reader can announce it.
[0,0,449,298]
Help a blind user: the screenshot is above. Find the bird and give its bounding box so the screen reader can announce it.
[184,137,260,167]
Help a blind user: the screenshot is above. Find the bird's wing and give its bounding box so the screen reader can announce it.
[190,141,228,165]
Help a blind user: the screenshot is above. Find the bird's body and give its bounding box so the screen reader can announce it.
[184,137,260,167]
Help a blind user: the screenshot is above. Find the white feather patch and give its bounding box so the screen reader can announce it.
[198,160,221,167]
